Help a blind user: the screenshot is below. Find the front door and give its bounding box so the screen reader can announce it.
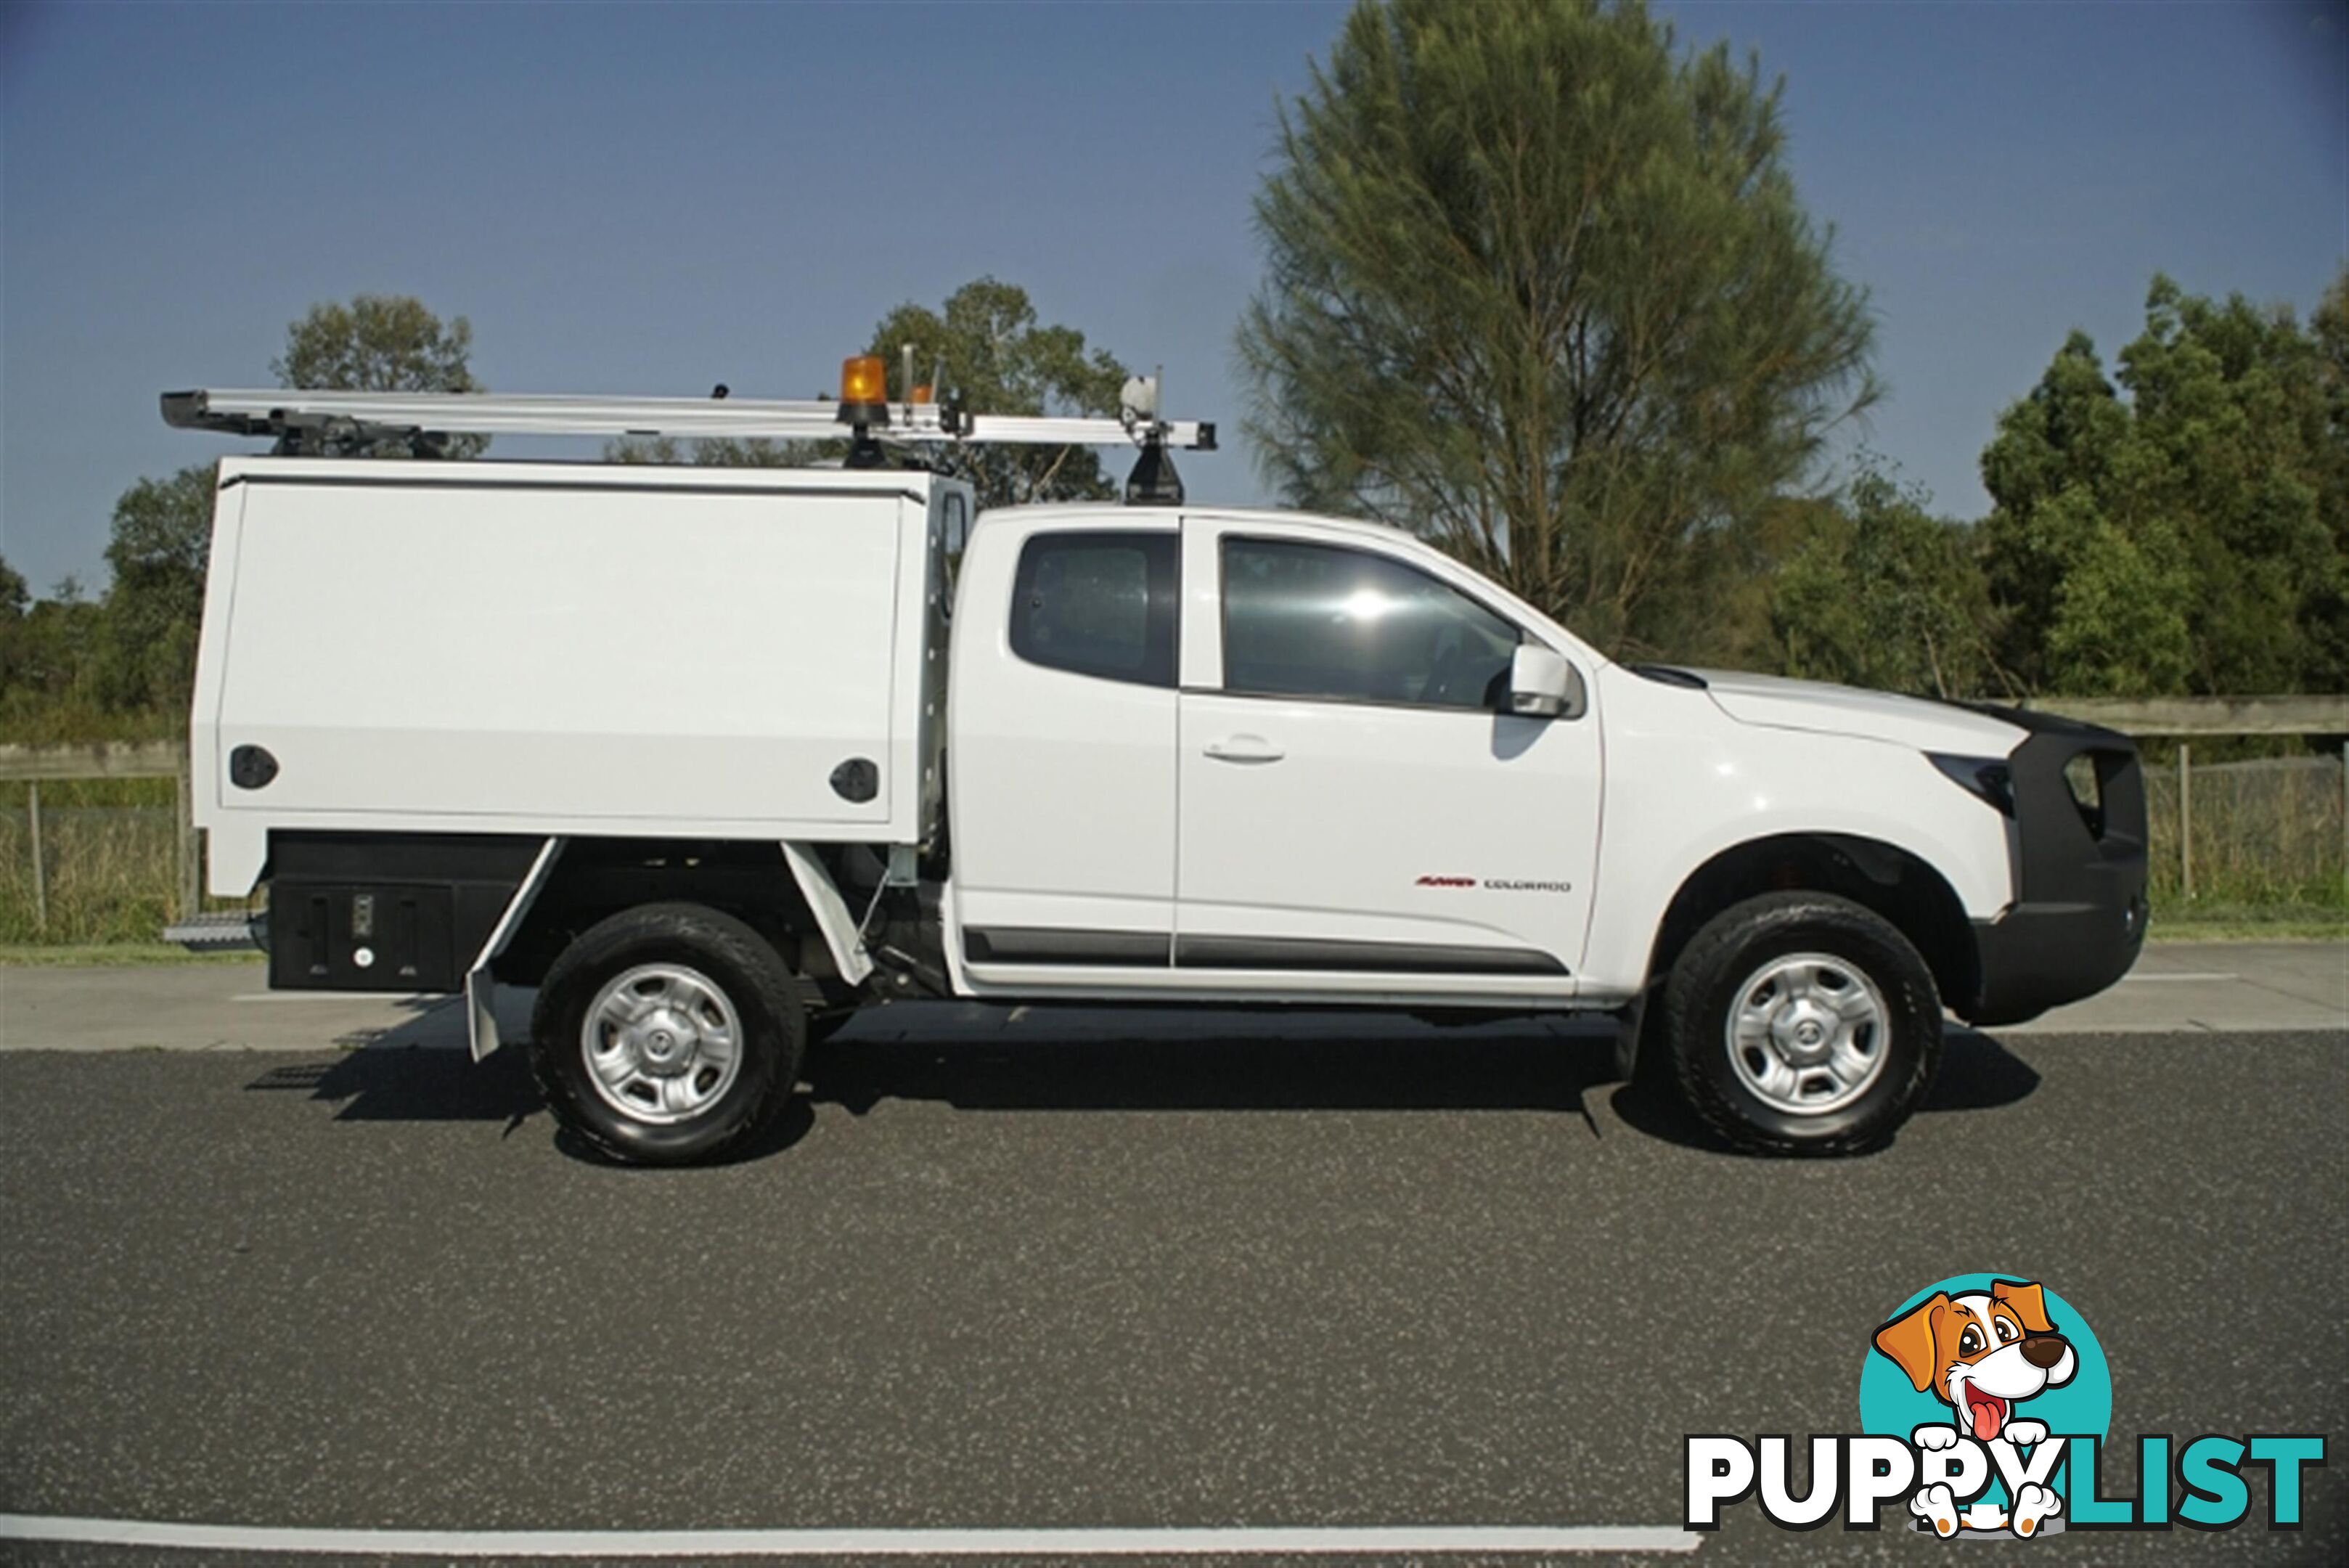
[1174,521,1601,992]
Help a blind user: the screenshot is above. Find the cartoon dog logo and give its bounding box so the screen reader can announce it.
[1872,1278,2078,1537]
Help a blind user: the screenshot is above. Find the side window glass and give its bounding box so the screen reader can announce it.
[1220,538,1519,710]
[1010,531,1179,688]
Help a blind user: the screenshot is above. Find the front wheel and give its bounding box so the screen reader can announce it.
[1660,892,1942,1156]
[529,903,806,1165]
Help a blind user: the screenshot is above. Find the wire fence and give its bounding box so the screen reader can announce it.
[2144,754,2345,908]
[0,777,233,945]
[0,799,176,944]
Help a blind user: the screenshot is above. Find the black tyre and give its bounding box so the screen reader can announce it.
[529,902,806,1165]
[1661,891,1941,1156]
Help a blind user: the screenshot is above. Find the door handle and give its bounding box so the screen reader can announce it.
[1203,735,1285,764]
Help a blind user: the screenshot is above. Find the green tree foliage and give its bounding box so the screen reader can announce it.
[609,279,1134,508]
[275,293,488,458]
[0,553,46,716]
[1238,0,1876,659]
[2313,272,2349,687]
[865,277,1132,510]
[1768,467,2009,699]
[0,469,220,731]
[0,570,107,737]
[2,294,486,738]
[89,465,218,713]
[605,435,815,467]
[1982,273,2346,696]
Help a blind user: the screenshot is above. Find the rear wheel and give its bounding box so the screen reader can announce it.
[1661,892,1942,1156]
[530,902,805,1165]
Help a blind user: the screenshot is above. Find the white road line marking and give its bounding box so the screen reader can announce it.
[0,1517,1700,1557]
[2117,973,2239,983]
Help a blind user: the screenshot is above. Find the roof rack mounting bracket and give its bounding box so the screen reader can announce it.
[1125,438,1184,506]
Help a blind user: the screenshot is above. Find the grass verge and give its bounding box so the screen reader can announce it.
[2146,904,2349,942]
[0,943,262,968]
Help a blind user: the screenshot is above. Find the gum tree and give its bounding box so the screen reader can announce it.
[275,293,487,458]
[865,277,1132,510]
[1981,272,2345,696]
[1239,0,1876,659]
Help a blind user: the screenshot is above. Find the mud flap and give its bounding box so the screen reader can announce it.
[1614,981,1661,1082]
[781,841,874,987]
[462,837,564,1061]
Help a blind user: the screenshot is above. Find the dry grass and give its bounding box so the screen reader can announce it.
[0,778,250,946]
[0,780,188,944]
[2144,754,2345,913]
[0,944,262,967]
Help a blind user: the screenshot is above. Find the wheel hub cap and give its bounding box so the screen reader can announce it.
[632,1012,697,1074]
[580,963,744,1124]
[1725,952,1891,1116]
[1773,1004,1835,1065]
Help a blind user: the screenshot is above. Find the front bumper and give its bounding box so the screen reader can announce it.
[1958,709,2149,1026]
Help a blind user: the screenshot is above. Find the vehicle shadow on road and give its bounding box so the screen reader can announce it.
[811,1017,1614,1117]
[245,1041,543,1124]
[1607,1025,2043,1156]
[242,1003,2041,1164]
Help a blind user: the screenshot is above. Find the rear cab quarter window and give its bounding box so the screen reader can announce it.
[1008,531,1180,688]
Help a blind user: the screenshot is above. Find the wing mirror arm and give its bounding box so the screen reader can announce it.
[1506,642,1585,720]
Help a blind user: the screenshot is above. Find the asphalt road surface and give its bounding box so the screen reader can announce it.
[1,972,2342,1566]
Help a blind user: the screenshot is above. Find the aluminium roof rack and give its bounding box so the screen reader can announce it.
[161,380,1216,505]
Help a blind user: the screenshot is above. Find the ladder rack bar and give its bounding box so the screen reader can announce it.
[162,389,1214,450]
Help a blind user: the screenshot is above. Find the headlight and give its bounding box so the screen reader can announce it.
[1929,753,2016,817]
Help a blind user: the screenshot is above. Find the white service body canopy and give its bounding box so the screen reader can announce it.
[192,456,959,894]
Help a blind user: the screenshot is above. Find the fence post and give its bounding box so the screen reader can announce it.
[26,780,46,934]
[174,746,198,922]
[2178,743,2193,902]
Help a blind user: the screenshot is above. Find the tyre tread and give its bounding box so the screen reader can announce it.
[528,902,804,1166]
[1661,891,1941,1157]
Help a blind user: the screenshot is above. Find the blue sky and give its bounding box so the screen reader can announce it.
[3,0,2342,596]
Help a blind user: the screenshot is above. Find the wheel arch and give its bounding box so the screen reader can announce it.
[486,838,829,989]
[1642,832,1978,1013]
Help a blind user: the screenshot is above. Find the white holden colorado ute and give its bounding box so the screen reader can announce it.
[168,380,2148,1164]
